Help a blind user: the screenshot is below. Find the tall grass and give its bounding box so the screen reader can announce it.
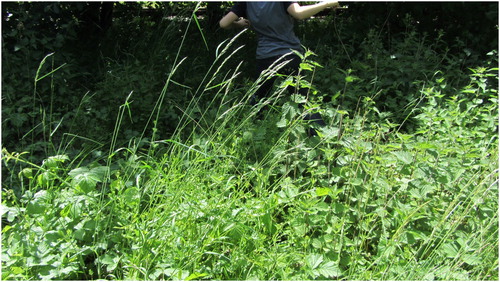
[2,10,498,281]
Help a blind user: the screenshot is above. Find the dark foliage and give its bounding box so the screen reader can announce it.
[1,1,498,158]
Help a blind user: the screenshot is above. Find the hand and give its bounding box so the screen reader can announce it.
[322,1,340,9]
[220,12,249,30]
[234,18,250,28]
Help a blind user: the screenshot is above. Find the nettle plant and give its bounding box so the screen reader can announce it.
[415,65,498,147]
[248,58,499,279]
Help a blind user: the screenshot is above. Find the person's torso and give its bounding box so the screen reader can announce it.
[246,2,302,59]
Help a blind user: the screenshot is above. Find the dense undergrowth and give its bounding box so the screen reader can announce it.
[2,2,499,280]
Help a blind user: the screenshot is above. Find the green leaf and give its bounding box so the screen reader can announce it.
[42,154,69,169]
[318,126,340,139]
[98,253,121,272]
[19,168,33,179]
[276,116,287,128]
[26,190,49,214]
[415,142,438,150]
[37,171,51,187]
[45,230,62,243]
[291,94,307,103]
[69,166,108,193]
[12,266,25,275]
[2,225,12,233]
[345,75,358,83]
[5,207,19,222]
[300,62,314,71]
[312,238,324,249]
[123,187,140,207]
[392,151,413,165]
[462,253,481,265]
[332,203,346,214]
[185,272,209,281]
[261,212,277,236]
[317,260,342,278]
[315,187,331,197]
[441,242,459,258]
[73,231,86,244]
[348,178,363,186]
[192,3,209,51]
[306,253,323,269]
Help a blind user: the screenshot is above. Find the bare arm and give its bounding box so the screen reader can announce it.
[287,1,340,20]
[219,11,250,30]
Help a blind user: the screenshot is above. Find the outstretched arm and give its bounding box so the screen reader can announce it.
[287,1,340,20]
[220,11,250,30]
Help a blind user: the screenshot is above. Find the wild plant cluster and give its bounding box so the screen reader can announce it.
[2,2,498,280]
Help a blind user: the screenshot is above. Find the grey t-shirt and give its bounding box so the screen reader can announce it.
[231,2,303,59]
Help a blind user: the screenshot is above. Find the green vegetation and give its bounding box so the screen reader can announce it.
[2,2,498,280]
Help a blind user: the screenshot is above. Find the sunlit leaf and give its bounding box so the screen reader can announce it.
[315,187,330,197]
[306,253,323,269]
[392,151,413,164]
[317,260,342,278]
[69,166,108,193]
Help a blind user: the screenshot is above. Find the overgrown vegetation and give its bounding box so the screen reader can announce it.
[2,2,498,280]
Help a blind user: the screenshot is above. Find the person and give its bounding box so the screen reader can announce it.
[219,1,340,135]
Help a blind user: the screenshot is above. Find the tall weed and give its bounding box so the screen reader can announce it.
[2,11,498,281]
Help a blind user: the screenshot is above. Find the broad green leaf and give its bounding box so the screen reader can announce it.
[5,207,19,222]
[37,171,51,187]
[409,188,423,199]
[306,253,323,269]
[26,190,49,214]
[317,260,342,278]
[123,187,140,207]
[279,77,295,88]
[315,187,331,197]
[185,272,209,281]
[415,142,438,150]
[332,203,346,214]
[391,151,413,165]
[276,116,287,128]
[356,141,373,152]
[279,179,299,200]
[99,253,120,272]
[441,242,459,258]
[312,238,324,249]
[19,168,33,179]
[42,154,69,169]
[300,62,313,71]
[261,212,276,236]
[73,228,85,241]
[10,266,24,275]
[291,94,307,103]
[318,126,340,139]
[462,253,481,265]
[69,166,108,193]
[348,178,363,186]
[2,225,12,233]
[45,230,62,244]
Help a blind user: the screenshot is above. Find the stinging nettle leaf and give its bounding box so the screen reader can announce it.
[276,116,287,128]
[315,187,331,197]
[300,62,314,71]
[391,151,413,165]
[317,261,342,278]
[306,253,323,269]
